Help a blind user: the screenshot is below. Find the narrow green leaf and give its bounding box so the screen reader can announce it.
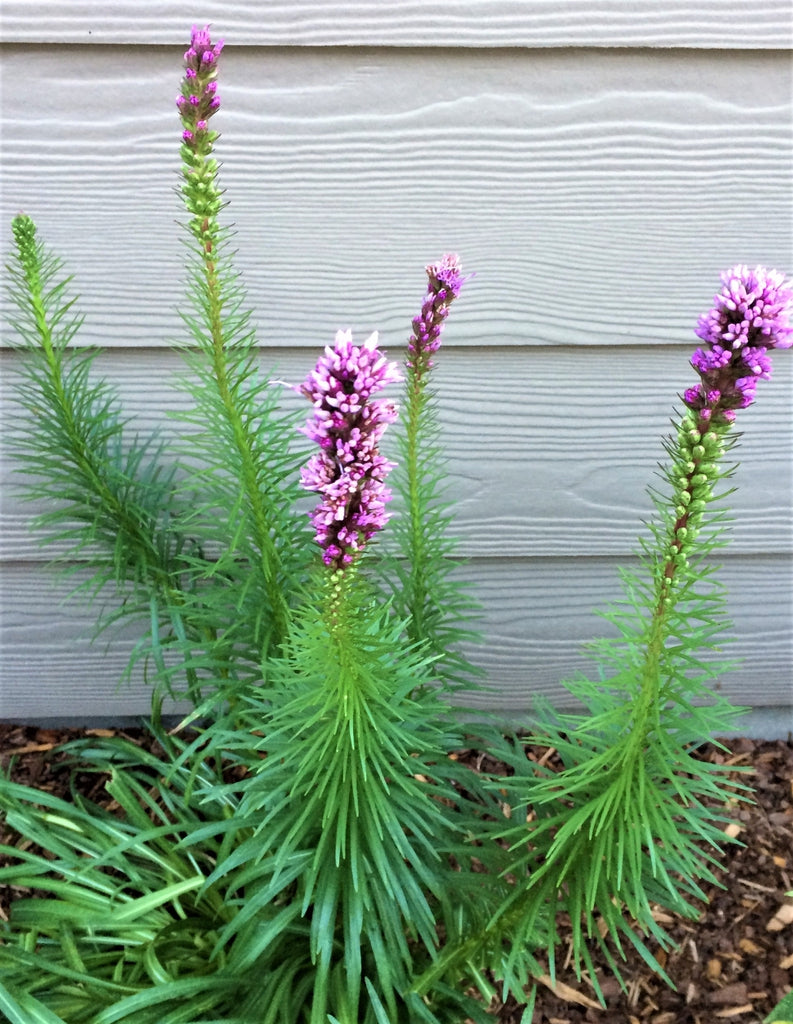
[92,975,238,1024]
[108,874,205,923]
[0,981,69,1024]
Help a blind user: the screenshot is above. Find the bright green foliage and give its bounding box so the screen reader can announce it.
[766,988,793,1023]
[0,629,509,1024]
[178,568,509,1023]
[7,215,181,586]
[0,720,241,1022]
[175,109,312,667]
[4,73,316,707]
[5,216,204,691]
[386,377,483,691]
[414,411,751,1004]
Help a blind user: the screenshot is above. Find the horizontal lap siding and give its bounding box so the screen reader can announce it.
[1,10,791,721]
[1,1,790,46]
[1,557,790,719]
[1,49,790,349]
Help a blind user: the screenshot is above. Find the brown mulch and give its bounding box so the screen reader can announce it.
[1,725,791,1024]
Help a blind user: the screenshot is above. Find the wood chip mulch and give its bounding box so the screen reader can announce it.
[1,725,791,1024]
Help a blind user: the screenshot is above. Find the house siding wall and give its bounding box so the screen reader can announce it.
[1,4,791,724]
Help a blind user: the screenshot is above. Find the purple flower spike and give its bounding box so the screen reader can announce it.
[684,265,793,423]
[301,330,402,569]
[408,253,467,370]
[696,266,793,351]
[177,24,224,148]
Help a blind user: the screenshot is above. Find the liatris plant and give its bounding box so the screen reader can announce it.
[1,23,791,1024]
[377,253,484,691]
[415,264,793,1010]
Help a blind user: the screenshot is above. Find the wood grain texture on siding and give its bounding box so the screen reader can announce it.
[1,556,789,719]
[0,1,790,48]
[2,347,791,559]
[1,48,790,349]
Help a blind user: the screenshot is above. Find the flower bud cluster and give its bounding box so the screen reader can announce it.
[684,265,793,424]
[176,25,223,147]
[407,254,467,371]
[11,215,37,276]
[660,416,729,596]
[300,330,402,569]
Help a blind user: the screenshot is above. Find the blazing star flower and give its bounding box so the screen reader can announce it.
[301,330,402,569]
[408,254,467,371]
[683,265,793,423]
[177,24,224,145]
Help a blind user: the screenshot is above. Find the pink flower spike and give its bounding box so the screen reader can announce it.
[178,23,223,148]
[408,253,467,369]
[684,265,793,424]
[300,329,401,570]
[191,24,212,50]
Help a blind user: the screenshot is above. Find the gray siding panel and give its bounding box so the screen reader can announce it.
[1,49,790,349]
[0,556,789,718]
[1,2,790,47]
[2,348,791,559]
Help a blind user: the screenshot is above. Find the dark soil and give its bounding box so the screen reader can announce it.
[1,725,791,1024]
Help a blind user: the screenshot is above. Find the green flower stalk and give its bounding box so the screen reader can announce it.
[644,265,793,743]
[5,214,207,696]
[204,329,482,1023]
[174,25,307,659]
[383,255,483,689]
[3,25,314,705]
[402,255,466,638]
[177,25,224,240]
[7,216,174,586]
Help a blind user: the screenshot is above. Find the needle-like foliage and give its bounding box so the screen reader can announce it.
[4,215,207,696]
[168,27,314,684]
[414,264,793,1007]
[184,571,504,1023]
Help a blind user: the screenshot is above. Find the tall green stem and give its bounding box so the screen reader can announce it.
[11,217,170,584]
[402,368,430,643]
[193,214,289,646]
[178,33,290,648]
[624,413,731,756]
